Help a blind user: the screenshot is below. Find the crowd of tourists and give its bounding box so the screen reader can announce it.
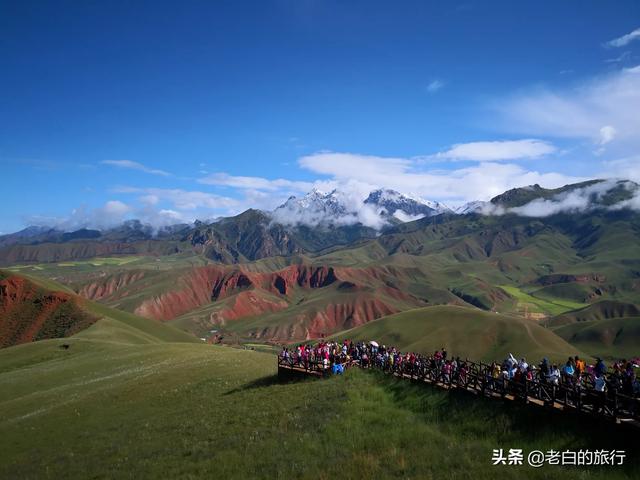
[279,340,640,398]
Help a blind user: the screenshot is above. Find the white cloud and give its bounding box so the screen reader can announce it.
[298,151,586,206]
[598,125,617,145]
[433,139,556,162]
[102,160,171,177]
[102,200,130,217]
[299,151,411,181]
[504,180,640,217]
[27,200,133,231]
[198,172,313,192]
[426,79,444,93]
[139,194,160,206]
[605,51,631,64]
[393,210,425,222]
[113,186,238,211]
[605,28,640,48]
[138,208,188,228]
[600,155,640,182]
[496,66,640,147]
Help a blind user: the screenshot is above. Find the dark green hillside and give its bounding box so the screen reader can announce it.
[553,317,640,360]
[488,180,597,208]
[547,301,640,327]
[488,179,635,208]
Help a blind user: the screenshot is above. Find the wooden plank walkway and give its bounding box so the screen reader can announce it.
[278,358,640,428]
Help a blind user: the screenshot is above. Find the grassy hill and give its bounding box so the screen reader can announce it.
[331,305,584,363]
[1,336,637,479]
[542,301,640,360]
[546,301,640,327]
[551,317,640,361]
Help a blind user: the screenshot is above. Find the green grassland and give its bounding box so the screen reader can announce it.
[542,302,640,360]
[1,267,638,477]
[552,317,640,361]
[499,285,584,317]
[1,331,637,479]
[331,305,584,363]
[5,253,211,290]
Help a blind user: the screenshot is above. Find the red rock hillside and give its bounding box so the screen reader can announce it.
[134,264,341,321]
[130,263,431,340]
[0,273,97,348]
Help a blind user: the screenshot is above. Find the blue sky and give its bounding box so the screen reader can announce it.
[1,0,639,232]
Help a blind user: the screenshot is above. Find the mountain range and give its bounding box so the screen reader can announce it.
[0,178,638,267]
[1,178,639,349]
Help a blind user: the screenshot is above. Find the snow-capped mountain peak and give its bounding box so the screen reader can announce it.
[364,188,451,218]
[271,187,452,229]
[453,201,488,215]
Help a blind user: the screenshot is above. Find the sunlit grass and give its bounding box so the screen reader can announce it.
[1,338,636,479]
[500,285,584,316]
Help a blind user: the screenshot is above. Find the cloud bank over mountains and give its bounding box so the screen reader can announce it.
[490,180,640,217]
[23,178,640,235]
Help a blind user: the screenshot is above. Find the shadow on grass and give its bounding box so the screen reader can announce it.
[223,373,319,396]
[374,371,640,475]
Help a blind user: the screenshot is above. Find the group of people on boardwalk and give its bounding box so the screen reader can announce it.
[279,340,640,399]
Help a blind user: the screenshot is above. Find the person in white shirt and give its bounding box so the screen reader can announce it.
[519,358,528,373]
[594,374,607,392]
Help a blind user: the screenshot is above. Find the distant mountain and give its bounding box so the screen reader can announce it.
[272,189,351,226]
[273,187,449,227]
[186,208,378,262]
[2,179,640,266]
[489,179,638,209]
[364,189,450,221]
[453,201,488,215]
[0,226,62,247]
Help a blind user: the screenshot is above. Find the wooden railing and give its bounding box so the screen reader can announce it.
[277,356,640,425]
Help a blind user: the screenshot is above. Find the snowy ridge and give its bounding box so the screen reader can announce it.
[272,187,451,229]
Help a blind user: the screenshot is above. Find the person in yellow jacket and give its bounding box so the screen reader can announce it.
[575,355,586,378]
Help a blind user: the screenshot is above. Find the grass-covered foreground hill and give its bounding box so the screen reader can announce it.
[332,305,584,362]
[1,335,638,479]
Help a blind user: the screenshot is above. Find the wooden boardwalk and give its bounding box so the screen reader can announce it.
[278,357,640,428]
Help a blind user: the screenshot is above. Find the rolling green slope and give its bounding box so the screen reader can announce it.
[0,339,636,479]
[332,305,584,363]
[79,301,199,345]
[552,317,640,360]
[547,302,640,360]
[546,301,640,327]
[499,285,584,316]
